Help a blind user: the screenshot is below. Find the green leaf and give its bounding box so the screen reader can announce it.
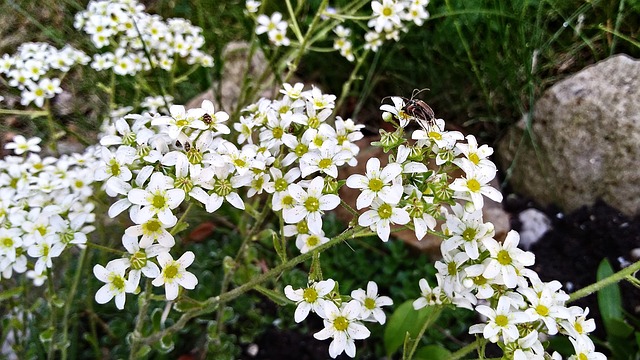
[270,229,287,263]
[384,300,440,356]
[0,286,23,302]
[603,318,633,338]
[39,327,55,344]
[151,308,163,332]
[414,345,451,360]
[254,285,289,306]
[135,344,151,358]
[596,258,623,326]
[173,298,203,313]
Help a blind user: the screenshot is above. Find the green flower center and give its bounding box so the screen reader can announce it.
[110,274,125,291]
[163,263,179,280]
[368,178,384,192]
[275,178,288,192]
[575,322,583,334]
[473,275,487,286]
[497,250,512,265]
[382,7,392,16]
[364,298,376,310]
[234,158,246,168]
[294,143,308,157]
[272,127,284,139]
[377,203,393,219]
[109,161,121,176]
[467,179,481,192]
[213,178,233,197]
[578,354,588,360]
[296,220,309,234]
[307,235,320,247]
[495,314,509,327]
[334,316,349,331]
[462,227,477,242]
[428,131,442,140]
[176,119,189,127]
[130,250,147,270]
[143,218,162,234]
[308,116,320,129]
[304,197,320,212]
[152,194,166,209]
[318,158,332,169]
[302,287,318,303]
[1,237,13,248]
[447,261,458,276]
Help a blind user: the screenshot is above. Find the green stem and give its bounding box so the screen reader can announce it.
[46,267,57,360]
[284,0,304,43]
[335,49,370,114]
[0,109,49,118]
[85,242,126,255]
[568,259,640,303]
[404,306,443,360]
[449,338,484,360]
[129,279,152,360]
[60,247,88,360]
[138,225,363,346]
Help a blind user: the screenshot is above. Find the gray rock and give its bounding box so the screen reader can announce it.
[497,54,640,216]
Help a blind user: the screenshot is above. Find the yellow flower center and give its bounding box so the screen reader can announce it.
[304,197,320,212]
[318,158,332,169]
[306,235,320,247]
[377,203,393,219]
[495,314,509,327]
[364,298,376,310]
[163,263,179,280]
[469,152,480,165]
[152,194,166,209]
[497,250,512,265]
[467,179,481,192]
[368,178,384,192]
[334,316,349,331]
[302,287,318,303]
[535,304,549,317]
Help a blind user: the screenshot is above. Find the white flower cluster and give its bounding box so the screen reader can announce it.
[361,96,603,359]
[74,0,213,75]
[0,136,97,285]
[0,42,90,107]
[93,83,363,308]
[285,280,392,358]
[255,11,290,47]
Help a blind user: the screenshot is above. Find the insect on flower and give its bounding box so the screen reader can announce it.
[383,88,438,132]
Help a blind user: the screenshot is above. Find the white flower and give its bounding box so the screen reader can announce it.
[561,307,596,342]
[152,251,198,300]
[449,162,502,210]
[94,259,135,310]
[151,105,207,139]
[27,236,65,275]
[351,281,393,324]
[314,300,371,358]
[283,176,340,234]
[482,230,535,288]
[190,164,246,212]
[200,99,230,134]
[125,214,176,248]
[568,336,606,360]
[520,286,570,335]
[369,0,404,33]
[413,278,444,309]
[256,12,287,35]
[246,0,261,13]
[121,234,165,288]
[453,134,497,174]
[127,172,185,226]
[284,279,335,322]
[300,142,352,178]
[358,198,410,242]
[346,157,403,209]
[442,204,493,260]
[295,231,329,254]
[469,296,530,343]
[4,135,41,155]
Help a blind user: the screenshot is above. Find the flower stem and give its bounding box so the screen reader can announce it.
[137,225,364,346]
[404,306,443,360]
[129,279,152,360]
[60,247,88,360]
[568,259,640,303]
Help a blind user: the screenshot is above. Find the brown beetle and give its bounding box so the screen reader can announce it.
[403,88,436,132]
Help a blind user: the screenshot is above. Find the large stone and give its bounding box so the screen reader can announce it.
[497,54,640,216]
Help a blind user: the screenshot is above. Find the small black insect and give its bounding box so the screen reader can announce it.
[202,113,212,125]
[383,88,438,132]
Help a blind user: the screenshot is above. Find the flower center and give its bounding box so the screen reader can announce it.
[143,218,162,234]
[272,127,284,139]
[447,261,458,276]
[275,178,288,192]
[176,119,189,127]
[334,316,349,331]
[382,7,392,17]
[302,287,318,303]
[318,158,332,169]
[467,179,481,192]
[462,227,477,241]
[163,263,179,280]
[575,322,583,334]
[296,220,309,234]
[495,314,509,327]
[213,178,233,197]
[294,143,308,157]
[152,193,166,209]
[364,298,376,310]
[469,152,480,165]
[377,203,393,219]
[428,131,442,140]
[497,250,512,265]
[368,178,384,192]
[535,304,549,317]
[109,161,121,176]
[308,116,320,129]
[110,274,125,291]
[304,197,320,212]
[306,235,319,247]
[130,250,148,270]
[1,237,13,248]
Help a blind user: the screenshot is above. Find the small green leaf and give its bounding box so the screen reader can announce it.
[173,298,202,313]
[51,294,65,308]
[39,327,55,344]
[384,300,440,356]
[0,286,23,302]
[151,308,163,332]
[135,344,151,358]
[603,318,633,338]
[158,334,174,353]
[414,345,451,360]
[270,229,287,263]
[254,285,289,306]
[596,258,623,325]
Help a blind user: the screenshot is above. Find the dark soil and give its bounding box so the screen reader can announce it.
[506,197,640,341]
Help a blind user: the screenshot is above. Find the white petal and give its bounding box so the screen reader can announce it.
[95,284,114,304]
[177,271,198,290]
